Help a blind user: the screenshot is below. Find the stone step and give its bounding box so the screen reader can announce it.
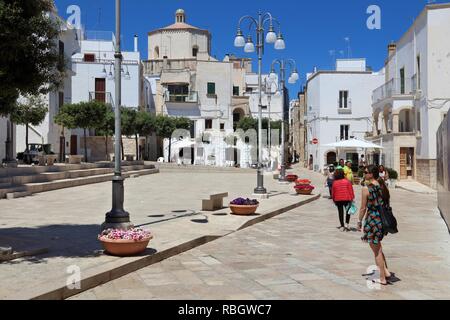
[0,182,11,189]
[0,186,27,199]
[6,191,33,200]
[21,168,159,197]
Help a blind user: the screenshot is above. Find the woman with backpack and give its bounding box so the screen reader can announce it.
[358,165,393,285]
[332,169,355,231]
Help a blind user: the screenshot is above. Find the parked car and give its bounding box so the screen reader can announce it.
[22,144,52,164]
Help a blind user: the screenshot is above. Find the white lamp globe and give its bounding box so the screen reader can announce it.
[274,34,286,50]
[291,71,299,82]
[269,71,277,81]
[266,26,277,44]
[234,29,245,47]
[288,76,296,84]
[244,36,255,53]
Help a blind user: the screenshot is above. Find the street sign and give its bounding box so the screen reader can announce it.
[312,138,319,145]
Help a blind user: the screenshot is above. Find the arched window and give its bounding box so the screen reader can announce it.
[154,46,160,59]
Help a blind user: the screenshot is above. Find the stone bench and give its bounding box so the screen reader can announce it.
[125,154,135,161]
[67,155,84,164]
[45,155,58,166]
[202,192,229,211]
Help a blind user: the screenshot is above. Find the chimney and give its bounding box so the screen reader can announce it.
[388,42,396,58]
[134,35,138,52]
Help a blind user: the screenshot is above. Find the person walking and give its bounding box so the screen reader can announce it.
[344,160,354,184]
[357,165,392,285]
[325,165,335,199]
[332,169,355,231]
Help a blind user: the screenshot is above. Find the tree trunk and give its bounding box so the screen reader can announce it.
[135,134,139,161]
[168,137,172,163]
[83,128,88,163]
[25,123,29,152]
[105,135,109,161]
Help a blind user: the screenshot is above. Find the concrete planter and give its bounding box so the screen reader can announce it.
[229,204,259,215]
[99,236,152,257]
[295,189,313,195]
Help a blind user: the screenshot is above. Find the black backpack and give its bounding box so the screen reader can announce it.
[378,203,398,235]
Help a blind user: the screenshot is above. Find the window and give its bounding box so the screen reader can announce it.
[339,90,349,109]
[220,123,225,131]
[154,46,160,59]
[84,53,95,62]
[192,46,198,57]
[400,67,405,94]
[58,92,64,111]
[207,82,216,95]
[417,55,421,90]
[340,125,349,141]
[58,41,65,71]
[233,86,240,96]
[168,85,189,102]
[245,87,253,94]
[205,119,213,130]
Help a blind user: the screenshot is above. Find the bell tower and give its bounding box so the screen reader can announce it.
[175,9,185,23]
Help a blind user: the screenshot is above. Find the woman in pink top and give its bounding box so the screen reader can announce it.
[332,169,355,231]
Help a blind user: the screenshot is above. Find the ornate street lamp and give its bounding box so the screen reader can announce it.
[101,0,132,231]
[234,12,285,196]
[270,59,299,182]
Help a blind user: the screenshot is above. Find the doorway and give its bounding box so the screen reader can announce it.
[400,147,415,179]
[326,152,337,165]
[95,78,106,102]
[70,135,78,155]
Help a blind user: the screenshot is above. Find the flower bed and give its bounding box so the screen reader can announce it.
[295,179,312,186]
[286,174,299,182]
[98,228,153,257]
[230,198,259,215]
[294,184,315,195]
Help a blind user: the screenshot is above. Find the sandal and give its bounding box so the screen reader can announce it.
[372,279,392,286]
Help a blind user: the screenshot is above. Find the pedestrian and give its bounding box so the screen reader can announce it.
[325,165,335,199]
[357,165,393,285]
[309,155,313,170]
[339,159,345,168]
[359,155,366,168]
[379,165,390,187]
[332,168,355,231]
[344,160,354,184]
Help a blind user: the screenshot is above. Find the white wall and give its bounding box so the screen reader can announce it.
[307,70,384,171]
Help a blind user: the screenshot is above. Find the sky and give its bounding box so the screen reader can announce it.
[53,0,448,95]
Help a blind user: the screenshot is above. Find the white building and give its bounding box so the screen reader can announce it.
[70,31,141,157]
[368,3,450,189]
[306,59,384,172]
[143,9,283,167]
[15,12,80,160]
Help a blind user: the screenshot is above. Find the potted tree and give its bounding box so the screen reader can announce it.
[98,228,153,257]
[229,198,259,215]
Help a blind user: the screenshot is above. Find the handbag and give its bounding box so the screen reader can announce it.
[345,202,357,215]
[378,203,398,234]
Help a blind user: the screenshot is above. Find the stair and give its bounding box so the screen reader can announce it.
[0,162,159,200]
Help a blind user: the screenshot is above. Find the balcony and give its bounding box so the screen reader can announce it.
[89,91,113,105]
[164,91,198,103]
[373,78,415,102]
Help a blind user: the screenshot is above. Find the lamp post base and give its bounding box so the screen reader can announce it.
[101,175,132,231]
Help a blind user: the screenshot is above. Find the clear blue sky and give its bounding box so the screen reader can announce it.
[54,0,447,95]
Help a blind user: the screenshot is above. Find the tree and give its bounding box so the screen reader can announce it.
[153,115,190,163]
[10,94,47,151]
[95,105,115,160]
[136,111,155,160]
[0,0,64,116]
[55,101,108,162]
[121,108,138,160]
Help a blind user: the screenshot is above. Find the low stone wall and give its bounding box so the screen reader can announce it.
[416,159,437,189]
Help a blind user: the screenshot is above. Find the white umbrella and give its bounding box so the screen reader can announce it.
[323,138,383,149]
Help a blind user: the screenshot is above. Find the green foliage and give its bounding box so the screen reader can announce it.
[10,94,47,126]
[136,111,154,136]
[153,115,190,138]
[0,0,64,116]
[55,101,108,131]
[387,168,398,180]
[237,117,282,131]
[96,104,115,137]
[120,107,138,137]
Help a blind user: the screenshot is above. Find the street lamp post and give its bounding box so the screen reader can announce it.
[234,12,285,196]
[269,59,299,182]
[102,0,132,231]
[263,77,280,170]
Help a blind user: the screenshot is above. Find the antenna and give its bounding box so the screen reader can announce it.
[329,50,336,69]
[344,37,352,58]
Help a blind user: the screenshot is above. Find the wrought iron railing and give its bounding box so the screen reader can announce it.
[89,91,114,105]
[164,91,198,103]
